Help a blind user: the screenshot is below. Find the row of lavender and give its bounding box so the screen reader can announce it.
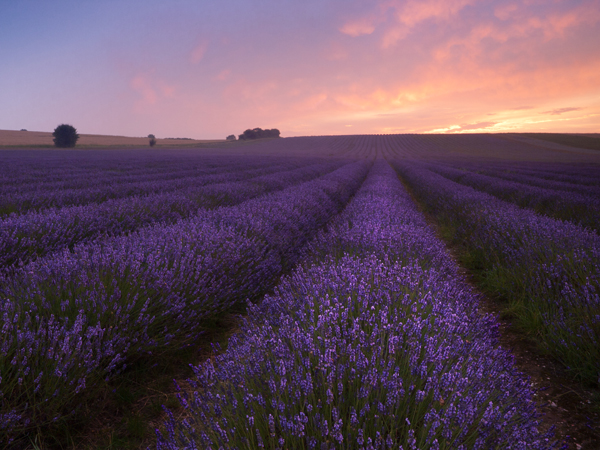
[0,157,256,194]
[0,133,387,216]
[157,161,553,449]
[458,160,600,187]
[393,160,600,386]
[421,161,600,233]
[0,156,304,216]
[0,149,191,186]
[0,149,240,192]
[452,162,600,197]
[0,160,344,269]
[0,136,352,187]
[0,161,369,446]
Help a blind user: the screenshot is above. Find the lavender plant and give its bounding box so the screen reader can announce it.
[156,161,554,449]
[0,158,295,217]
[423,162,600,233]
[0,161,343,269]
[472,162,600,188]
[0,161,370,445]
[393,160,600,386]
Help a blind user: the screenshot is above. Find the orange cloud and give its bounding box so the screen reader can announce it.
[543,107,583,116]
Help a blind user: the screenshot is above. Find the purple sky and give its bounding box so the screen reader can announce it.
[1,0,599,139]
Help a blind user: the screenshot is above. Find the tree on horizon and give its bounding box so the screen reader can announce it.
[238,128,280,140]
[53,124,79,148]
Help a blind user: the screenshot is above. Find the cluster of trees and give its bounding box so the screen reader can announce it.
[51,124,282,149]
[236,128,280,141]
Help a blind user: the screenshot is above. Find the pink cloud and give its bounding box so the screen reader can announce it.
[393,0,477,27]
[544,2,600,38]
[379,0,478,47]
[339,17,377,36]
[340,0,600,52]
[381,26,410,49]
[325,41,348,61]
[159,82,175,98]
[215,69,231,81]
[129,74,176,111]
[494,3,519,21]
[190,40,209,65]
[130,75,157,105]
[112,1,600,136]
[298,93,328,111]
[223,78,279,104]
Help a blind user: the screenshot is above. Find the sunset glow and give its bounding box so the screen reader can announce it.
[1,0,599,138]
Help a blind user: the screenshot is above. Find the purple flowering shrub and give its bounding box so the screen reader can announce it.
[393,161,600,385]
[157,161,553,449]
[0,154,272,216]
[0,161,369,444]
[0,143,343,216]
[0,160,343,269]
[462,161,600,190]
[422,162,600,233]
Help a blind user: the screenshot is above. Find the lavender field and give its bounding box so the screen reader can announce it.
[1,134,599,449]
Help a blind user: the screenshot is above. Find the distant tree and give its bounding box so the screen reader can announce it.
[20,129,27,132]
[149,137,157,147]
[52,124,79,148]
[226,134,236,141]
[148,134,155,139]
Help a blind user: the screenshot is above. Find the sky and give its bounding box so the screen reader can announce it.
[1,0,599,139]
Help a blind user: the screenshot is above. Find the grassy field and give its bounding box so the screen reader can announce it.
[0,129,226,148]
